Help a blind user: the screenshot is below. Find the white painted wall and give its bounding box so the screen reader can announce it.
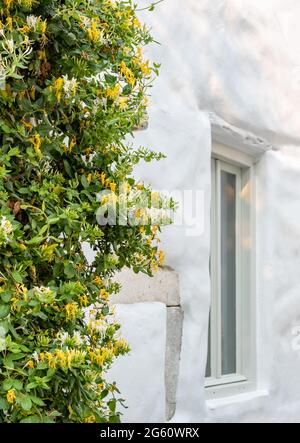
[111,0,300,422]
[108,303,166,423]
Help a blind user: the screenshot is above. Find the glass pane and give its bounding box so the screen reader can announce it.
[221,171,237,375]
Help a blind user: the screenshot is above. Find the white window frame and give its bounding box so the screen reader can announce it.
[205,142,257,399]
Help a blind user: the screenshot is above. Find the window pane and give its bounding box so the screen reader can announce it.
[221,171,236,375]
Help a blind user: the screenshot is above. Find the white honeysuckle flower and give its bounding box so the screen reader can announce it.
[41,159,53,174]
[33,286,56,303]
[85,69,114,85]
[92,97,101,114]
[4,39,14,54]
[32,351,39,362]
[57,331,69,344]
[26,15,39,30]
[80,16,91,28]
[73,331,84,346]
[57,330,85,347]
[0,216,13,236]
[62,75,78,97]
[34,286,52,295]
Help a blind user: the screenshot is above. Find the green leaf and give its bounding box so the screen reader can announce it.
[108,399,116,413]
[48,217,60,225]
[3,379,14,391]
[1,292,12,303]
[3,378,23,392]
[12,379,23,390]
[19,395,32,411]
[0,304,10,319]
[0,398,9,410]
[0,320,9,334]
[64,263,76,278]
[63,159,72,177]
[25,236,46,246]
[30,396,45,406]
[7,147,20,158]
[81,175,89,189]
[20,415,41,423]
[0,121,12,133]
[26,382,38,391]
[3,355,14,369]
[11,271,23,284]
[100,389,109,399]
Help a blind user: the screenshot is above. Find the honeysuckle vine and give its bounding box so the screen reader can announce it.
[0,0,174,423]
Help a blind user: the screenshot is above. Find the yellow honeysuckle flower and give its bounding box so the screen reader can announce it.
[118,96,128,110]
[40,20,47,34]
[93,276,103,286]
[135,208,145,220]
[140,61,152,77]
[79,294,89,306]
[65,302,78,321]
[16,284,28,300]
[136,183,144,191]
[151,226,159,235]
[6,16,13,31]
[87,19,101,43]
[147,236,153,246]
[6,389,15,404]
[22,119,33,132]
[4,0,13,9]
[19,25,30,34]
[158,250,165,267]
[109,182,116,193]
[28,134,42,159]
[100,172,106,187]
[84,415,96,423]
[87,173,93,184]
[69,137,76,152]
[133,18,141,28]
[100,288,109,300]
[27,360,34,369]
[106,84,121,100]
[55,77,64,103]
[120,61,135,87]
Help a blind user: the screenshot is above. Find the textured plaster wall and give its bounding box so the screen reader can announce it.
[110,0,300,422]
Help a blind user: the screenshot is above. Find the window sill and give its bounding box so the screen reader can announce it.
[206,389,269,411]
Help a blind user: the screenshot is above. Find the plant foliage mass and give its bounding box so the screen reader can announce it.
[0,0,172,423]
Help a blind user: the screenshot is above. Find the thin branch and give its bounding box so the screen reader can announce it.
[136,0,164,12]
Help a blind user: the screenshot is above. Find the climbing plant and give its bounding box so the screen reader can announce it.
[0,0,174,423]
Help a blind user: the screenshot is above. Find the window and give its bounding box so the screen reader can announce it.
[205,142,256,399]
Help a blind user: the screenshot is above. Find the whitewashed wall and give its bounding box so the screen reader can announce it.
[111,0,300,422]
